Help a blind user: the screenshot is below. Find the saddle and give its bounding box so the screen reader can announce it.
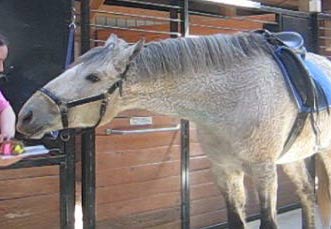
[257,30,331,154]
[274,31,305,52]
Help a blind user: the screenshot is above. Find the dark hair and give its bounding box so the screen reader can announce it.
[0,33,8,46]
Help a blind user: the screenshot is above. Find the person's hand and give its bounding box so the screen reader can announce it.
[0,154,24,167]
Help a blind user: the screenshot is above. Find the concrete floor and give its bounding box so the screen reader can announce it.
[247,209,325,229]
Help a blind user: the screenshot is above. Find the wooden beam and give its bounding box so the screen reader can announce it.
[298,0,310,11]
[90,0,105,9]
[220,6,237,17]
[90,0,106,19]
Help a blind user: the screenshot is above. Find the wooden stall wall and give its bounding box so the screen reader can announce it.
[0,167,60,229]
[88,4,301,229]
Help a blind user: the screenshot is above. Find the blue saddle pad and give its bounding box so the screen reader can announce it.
[304,59,331,112]
[274,47,331,113]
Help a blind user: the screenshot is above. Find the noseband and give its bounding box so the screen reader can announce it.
[39,79,123,129]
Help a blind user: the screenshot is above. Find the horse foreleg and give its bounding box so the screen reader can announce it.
[282,160,315,229]
[212,163,246,229]
[250,163,278,229]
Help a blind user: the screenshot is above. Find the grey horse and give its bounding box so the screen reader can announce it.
[16,32,331,228]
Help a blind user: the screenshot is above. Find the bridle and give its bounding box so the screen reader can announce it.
[38,68,128,130]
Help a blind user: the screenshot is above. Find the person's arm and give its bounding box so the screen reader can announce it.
[0,105,21,167]
[0,106,16,142]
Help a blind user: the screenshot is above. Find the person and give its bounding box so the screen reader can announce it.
[0,34,15,141]
[0,33,22,166]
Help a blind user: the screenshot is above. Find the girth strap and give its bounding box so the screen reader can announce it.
[282,112,309,154]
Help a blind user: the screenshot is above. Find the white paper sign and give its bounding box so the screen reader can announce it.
[129,117,153,126]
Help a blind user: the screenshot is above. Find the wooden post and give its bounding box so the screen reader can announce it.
[90,0,105,19]
[299,0,310,11]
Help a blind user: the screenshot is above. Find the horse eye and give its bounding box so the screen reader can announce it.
[85,74,101,83]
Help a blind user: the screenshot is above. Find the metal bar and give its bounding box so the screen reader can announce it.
[259,5,311,18]
[106,0,181,9]
[180,119,190,229]
[61,3,77,226]
[90,23,181,36]
[60,139,76,229]
[311,13,319,54]
[81,0,91,53]
[318,12,331,19]
[188,10,278,25]
[90,39,134,45]
[91,9,182,22]
[190,23,249,32]
[67,140,76,229]
[318,36,331,40]
[81,128,96,229]
[59,162,67,229]
[180,0,189,37]
[318,27,331,31]
[319,45,331,49]
[105,124,180,135]
[90,39,107,44]
[81,1,96,229]
[170,6,179,38]
[179,2,190,229]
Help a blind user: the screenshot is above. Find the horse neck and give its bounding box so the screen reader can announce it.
[121,60,249,122]
[120,45,274,123]
[122,69,189,116]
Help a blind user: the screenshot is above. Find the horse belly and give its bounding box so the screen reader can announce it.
[196,125,244,168]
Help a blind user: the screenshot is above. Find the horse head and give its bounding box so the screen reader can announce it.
[17,34,144,138]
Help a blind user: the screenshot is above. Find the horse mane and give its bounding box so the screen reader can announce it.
[132,32,272,79]
[71,32,272,78]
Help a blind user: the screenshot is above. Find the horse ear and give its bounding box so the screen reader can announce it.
[113,39,145,72]
[105,34,119,47]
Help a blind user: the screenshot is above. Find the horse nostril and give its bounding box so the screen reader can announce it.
[22,110,33,124]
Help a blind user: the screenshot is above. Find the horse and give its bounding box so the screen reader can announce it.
[16,32,331,229]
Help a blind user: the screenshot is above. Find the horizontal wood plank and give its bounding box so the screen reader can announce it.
[0,194,59,229]
[0,176,59,200]
[0,210,59,229]
[0,166,58,181]
[97,207,180,229]
[95,157,210,186]
[95,143,205,170]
